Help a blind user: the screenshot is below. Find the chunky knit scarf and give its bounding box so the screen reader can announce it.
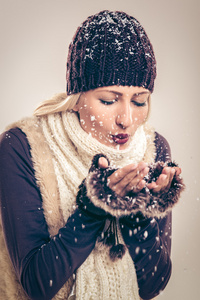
[40,111,156,300]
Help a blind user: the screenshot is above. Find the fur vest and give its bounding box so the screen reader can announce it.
[0,113,184,299]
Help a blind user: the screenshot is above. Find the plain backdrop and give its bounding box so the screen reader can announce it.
[0,0,200,299]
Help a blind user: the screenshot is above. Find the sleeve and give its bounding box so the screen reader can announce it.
[154,132,171,163]
[0,128,105,300]
[119,132,173,300]
[119,213,172,300]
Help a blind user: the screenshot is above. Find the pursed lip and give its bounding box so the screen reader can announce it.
[112,133,130,144]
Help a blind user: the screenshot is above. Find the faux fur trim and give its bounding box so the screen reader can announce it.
[84,155,185,219]
[1,117,74,300]
[7,117,65,236]
[0,222,28,300]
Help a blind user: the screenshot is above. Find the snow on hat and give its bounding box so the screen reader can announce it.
[66,10,156,94]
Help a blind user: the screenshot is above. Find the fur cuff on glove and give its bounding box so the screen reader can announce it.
[85,154,185,218]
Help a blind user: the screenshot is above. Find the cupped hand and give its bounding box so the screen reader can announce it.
[98,157,149,197]
[98,157,182,197]
[147,166,182,193]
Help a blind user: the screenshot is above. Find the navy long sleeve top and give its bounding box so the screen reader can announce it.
[0,127,172,300]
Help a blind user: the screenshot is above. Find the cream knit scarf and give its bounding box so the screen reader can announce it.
[40,111,155,300]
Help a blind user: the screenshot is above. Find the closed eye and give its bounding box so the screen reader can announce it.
[132,100,147,107]
[99,99,116,105]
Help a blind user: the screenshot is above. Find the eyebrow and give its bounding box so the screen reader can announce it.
[95,90,150,96]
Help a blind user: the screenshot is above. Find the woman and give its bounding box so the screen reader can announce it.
[0,10,184,300]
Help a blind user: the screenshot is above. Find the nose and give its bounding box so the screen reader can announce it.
[116,103,133,129]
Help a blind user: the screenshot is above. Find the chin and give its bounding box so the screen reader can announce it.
[110,142,130,150]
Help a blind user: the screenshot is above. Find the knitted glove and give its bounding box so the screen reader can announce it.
[76,179,108,219]
[83,154,185,219]
[76,154,125,261]
[76,154,113,219]
[76,154,185,261]
[77,178,126,260]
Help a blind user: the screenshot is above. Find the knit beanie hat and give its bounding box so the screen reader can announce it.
[66,10,156,95]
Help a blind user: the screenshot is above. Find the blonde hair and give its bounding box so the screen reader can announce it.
[34,93,81,117]
[146,94,151,121]
[33,91,151,120]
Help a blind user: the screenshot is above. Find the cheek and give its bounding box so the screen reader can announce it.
[78,106,109,133]
[91,108,115,127]
[133,107,148,123]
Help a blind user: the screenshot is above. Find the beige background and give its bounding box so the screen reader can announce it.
[0,0,200,299]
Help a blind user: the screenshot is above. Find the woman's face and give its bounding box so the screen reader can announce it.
[73,85,150,150]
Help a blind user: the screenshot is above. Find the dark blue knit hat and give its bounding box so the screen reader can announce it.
[66,10,156,94]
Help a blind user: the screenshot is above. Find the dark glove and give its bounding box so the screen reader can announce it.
[76,179,109,219]
[137,160,185,218]
[76,154,114,219]
[78,154,185,220]
[76,154,128,261]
